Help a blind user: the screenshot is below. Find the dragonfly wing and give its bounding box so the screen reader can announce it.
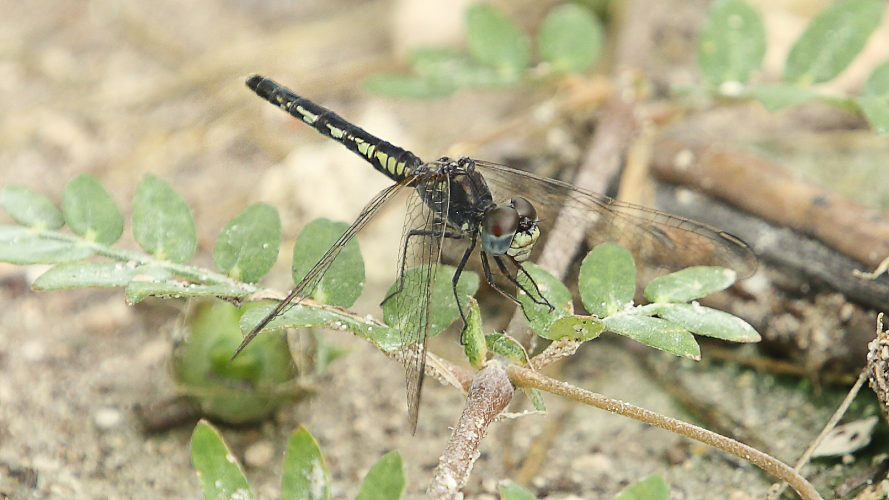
[475,161,757,278]
[231,179,412,361]
[387,176,450,434]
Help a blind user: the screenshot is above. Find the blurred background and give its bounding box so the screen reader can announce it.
[1,0,888,498]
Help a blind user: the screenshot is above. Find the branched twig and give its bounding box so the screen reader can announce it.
[426,362,514,500]
[506,364,824,500]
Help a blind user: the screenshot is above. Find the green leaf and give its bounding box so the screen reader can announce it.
[382,264,479,340]
[497,480,537,500]
[542,315,604,341]
[191,420,253,500]
[863,58,889,98]
[516,263,572,336]
[655,303,760,342]
[125,280,249,305]
[240,303,404,353]
[0,228,93,264]
[603,314,700,359]
[282,427,330,500]
[523,387,546,412]
[175,300,299,424]
[365,73,458,99]
[612,475,669,500]
[538,3,603,74]
[859,60,889,133]
[214,203,281,283]
[0,185,64,229]
[354,451,406,500]
[578,242,636,318]
[750,83,820,111]
[485,333,531,366]
[858,95,889,134]
[783,0,884,85]
[61,174,124,244]
[697,0,766,85]
[644,266,736,303]
[132,174,197,263]
[412,48,520,87]
[466,3,530,78]
[463,297,488,369]
[33,261,171,290]
[292,218,364,308]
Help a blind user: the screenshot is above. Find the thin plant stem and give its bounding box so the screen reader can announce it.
[507,364,823,500]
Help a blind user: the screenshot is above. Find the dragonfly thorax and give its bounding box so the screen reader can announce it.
[480,197,540,262]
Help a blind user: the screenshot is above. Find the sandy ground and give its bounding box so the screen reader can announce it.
[1,0,887,499]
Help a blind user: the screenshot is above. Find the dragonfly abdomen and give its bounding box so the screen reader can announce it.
[246,75,423,182]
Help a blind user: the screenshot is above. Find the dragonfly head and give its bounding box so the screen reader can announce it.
[481,197,540,261]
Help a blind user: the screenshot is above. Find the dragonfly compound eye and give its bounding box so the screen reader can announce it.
[510,197,538,232]
[481,206,520,256]
[506,197,540,262]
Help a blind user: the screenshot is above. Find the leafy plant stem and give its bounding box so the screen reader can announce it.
[32,227,259,289]
[506,365,823,500]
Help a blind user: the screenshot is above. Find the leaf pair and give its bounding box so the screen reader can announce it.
[697,0,889,132]
[191,421,406,500]
[518,242,759,360]
[366,3,603,98]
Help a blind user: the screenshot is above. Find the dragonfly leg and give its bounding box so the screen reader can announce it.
[482,254,555,314]
[380,226,467,307]
[501,257,555,312]
[451,237,477,344]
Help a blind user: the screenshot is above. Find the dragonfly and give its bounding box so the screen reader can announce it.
[232,74,757,434]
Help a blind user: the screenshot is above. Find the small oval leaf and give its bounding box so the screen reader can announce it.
[463,297,488,369]
[783,0,884,85]
[543,315,604,341]
[538,3,603,74]
[863,58,889,98]
[858,95,889,134]
[466,3,530,78]
[62,174,124,244]
[33,261,171,290]
[365,73,458,99]
[0,185,64,229]
[191,420,253,500]
[859,60,889,133]
[0,231,93,264]
[655,303,760,342]
[578,242,636,318]
[485,333,531,366]
[751,83,820,111]
[125,280,249,305]
[282,427,330,500]
[498,480,538,500]
[644,266,736,303]
[613,475,670,500]
[355,451,406,500]
[697,0,766,85]
[603,314,700,359]
[292,218,364,308]
[214,203,281,283]
[517,262,572,337]
[132,174,197,263]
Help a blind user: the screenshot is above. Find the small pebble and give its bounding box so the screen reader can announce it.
[244,440,275,468]
[94,407,122,429]
[728,491,751,500]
